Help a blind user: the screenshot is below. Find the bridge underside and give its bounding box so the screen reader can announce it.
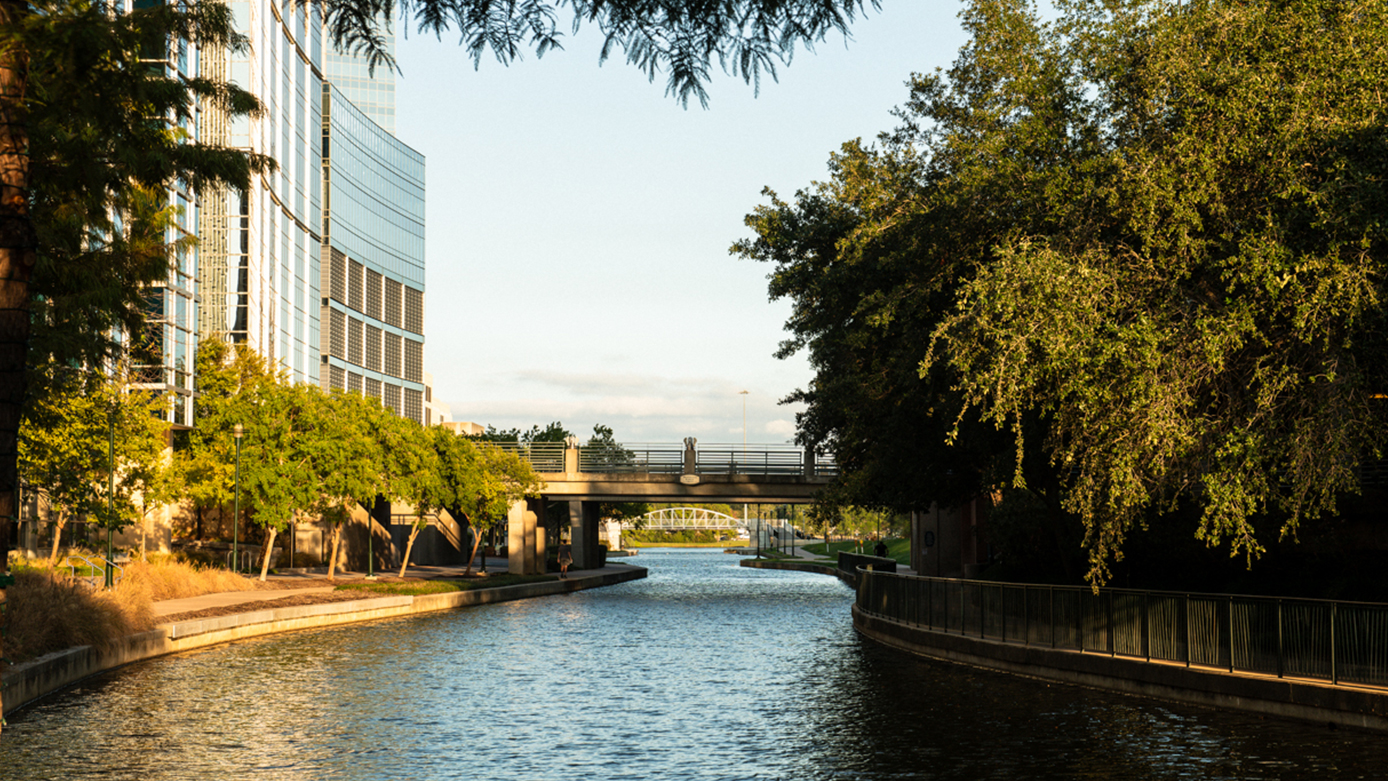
[506,472,828,575]
[535,473,825,504]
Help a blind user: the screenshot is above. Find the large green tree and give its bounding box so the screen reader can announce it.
[740,0,1388,585]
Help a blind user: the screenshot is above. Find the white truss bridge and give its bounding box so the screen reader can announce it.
[631,507,748,532]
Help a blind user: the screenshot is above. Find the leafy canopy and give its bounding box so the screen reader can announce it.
[319,0,880,106]
[737,0,1388,584]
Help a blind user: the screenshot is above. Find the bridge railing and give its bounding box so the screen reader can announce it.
[857,570,1388,688]
[695,444,807,476]
[490,442,566,471]
[580,444,683,474]
[494,440,839,478]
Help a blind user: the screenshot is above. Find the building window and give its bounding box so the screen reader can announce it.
[384,278,402,328]
[366,270,383,321]
[329,364,345,391]
[348,260,365,312]
[404,338,423,383]
[404,387,423,423]
[348,317,363,366]
[329,308,346,358]
[384,332,402,377]
[384,383,401,415]
[348,372,363,394]
[330,249,347,304]
[365,324,382,371]
[365,377,381,400]
[404,286,423,335]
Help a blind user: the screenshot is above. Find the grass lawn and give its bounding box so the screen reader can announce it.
[334,574,554,596]
[623,541,739,548]
[801,538,910,565]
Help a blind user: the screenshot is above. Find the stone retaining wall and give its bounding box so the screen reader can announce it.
[854,605,1388,732]
[3,567,645,719]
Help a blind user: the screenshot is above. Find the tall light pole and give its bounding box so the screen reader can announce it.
[233,423,242,573]
[740,389,748,458]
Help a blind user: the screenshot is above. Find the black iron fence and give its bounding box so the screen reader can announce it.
[857,571,1388,688]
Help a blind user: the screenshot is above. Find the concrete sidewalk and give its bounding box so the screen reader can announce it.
[148,560,616,619]
[151,587,338,617]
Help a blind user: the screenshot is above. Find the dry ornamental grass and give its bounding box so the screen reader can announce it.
[1,556,272,667]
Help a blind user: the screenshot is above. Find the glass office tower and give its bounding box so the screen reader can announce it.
[198,0,324,386]
[320,82,427,422]
[128,0,199,428]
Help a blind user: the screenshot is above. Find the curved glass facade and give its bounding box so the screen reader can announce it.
[321,83,426,422]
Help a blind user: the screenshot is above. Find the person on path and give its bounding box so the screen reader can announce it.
[557,543,573,579]
[874,539,889,559]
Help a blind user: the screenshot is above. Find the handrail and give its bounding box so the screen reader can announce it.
[67,553,123,588]
[856,571,1388,689]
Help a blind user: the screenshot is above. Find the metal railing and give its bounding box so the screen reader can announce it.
[493,440,838,478]
[581,444,683,474]
[67,553,123,588]
[857,571,1388,688]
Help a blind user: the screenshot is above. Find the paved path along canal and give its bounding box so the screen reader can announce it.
[5,549,1388,779]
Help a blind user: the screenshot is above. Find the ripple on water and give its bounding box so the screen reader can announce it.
[5,550,1388,780]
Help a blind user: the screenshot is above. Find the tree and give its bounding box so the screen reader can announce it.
[0,0,268,581]
[297,388,383,580]
[738,0,1388,585]
[19,365,171,562]
[323,0,879,107]
[179,339,280,543]
[374,408,442,578]
[19,368,106,562]
[434,430,544,574]
[585,424,649,524]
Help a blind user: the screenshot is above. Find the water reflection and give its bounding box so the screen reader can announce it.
[4,550,1386,780]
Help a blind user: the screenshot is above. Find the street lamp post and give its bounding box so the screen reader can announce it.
[233,423,242,573]
[105,404,115,589]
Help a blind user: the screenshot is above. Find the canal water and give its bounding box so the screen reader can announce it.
[5,549,1388,780]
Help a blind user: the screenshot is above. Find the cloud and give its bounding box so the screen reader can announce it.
[763,419,796,437]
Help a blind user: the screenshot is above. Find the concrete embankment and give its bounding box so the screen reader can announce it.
[853,605,1388,732]
[739,558,850,583]
[3,565,645,718]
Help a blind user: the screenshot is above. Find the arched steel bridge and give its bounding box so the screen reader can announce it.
[631,507,748,531]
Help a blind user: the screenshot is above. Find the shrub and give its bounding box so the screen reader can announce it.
[2,569,153,664]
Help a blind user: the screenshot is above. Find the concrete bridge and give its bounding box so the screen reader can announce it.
[506,439,833,574]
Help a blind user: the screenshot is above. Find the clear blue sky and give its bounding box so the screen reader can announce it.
[394,3,969,444]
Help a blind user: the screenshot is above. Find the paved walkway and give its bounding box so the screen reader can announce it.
[150,587,337,617]
[148,561,624,619]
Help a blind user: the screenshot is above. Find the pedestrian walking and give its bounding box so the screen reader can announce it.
[557,543,573,579]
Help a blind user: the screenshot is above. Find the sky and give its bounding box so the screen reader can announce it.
[393,3,970,445]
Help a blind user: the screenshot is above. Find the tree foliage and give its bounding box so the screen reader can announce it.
[20,365,171,561]
[737,0,1388,585]
[322,0,879,107]
[22,0,269,374]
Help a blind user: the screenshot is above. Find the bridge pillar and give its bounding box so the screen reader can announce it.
[508,497,546,575]
[569,500,603,569]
